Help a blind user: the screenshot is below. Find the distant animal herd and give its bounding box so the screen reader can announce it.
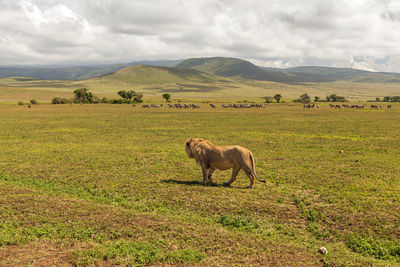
[302,103,392,109]
[132,103,393,110]
[328,104,392,109]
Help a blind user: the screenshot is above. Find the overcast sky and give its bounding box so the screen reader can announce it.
[1,0,400,72]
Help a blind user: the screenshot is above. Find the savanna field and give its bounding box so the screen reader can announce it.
[0,103,399,266]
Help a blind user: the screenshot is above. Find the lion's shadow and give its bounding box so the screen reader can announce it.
[161,179,227,187]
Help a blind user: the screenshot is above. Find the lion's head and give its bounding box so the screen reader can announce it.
[185,138,213,159]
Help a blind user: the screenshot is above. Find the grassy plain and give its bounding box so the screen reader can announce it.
[1,70,400,103]
[0,103,399,266]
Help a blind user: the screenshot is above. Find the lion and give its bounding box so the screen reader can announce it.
[185,138,266,188]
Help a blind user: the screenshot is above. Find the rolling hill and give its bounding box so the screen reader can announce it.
[178,57,400,84]
[285,66,400,83]
[0,59,183,80]
[93,65,222,84]
[176,57,297,83]
[2,56,400,84]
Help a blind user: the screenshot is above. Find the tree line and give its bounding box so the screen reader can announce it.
[52,88,144,104]
[264,93,348,103]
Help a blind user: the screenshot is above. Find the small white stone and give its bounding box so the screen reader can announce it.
[319,247,328,255]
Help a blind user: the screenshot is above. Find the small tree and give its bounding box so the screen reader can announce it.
[118,90,135,102]
[299,93,311,103]
[117,90,127,100]
[73,88,88,102]
[314,96,320,102]
[326,94,338,102]
[162,93,171,102]
[326,94,347,102]
[73,88,97,103]
[133,92,143,103]
[263,96,274,103]
[274,94,282,103]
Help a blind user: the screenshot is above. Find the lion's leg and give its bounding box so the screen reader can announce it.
[244,168,255,189]
[200,164,208,185]
[223,166,241,186]
[207,168,216,182]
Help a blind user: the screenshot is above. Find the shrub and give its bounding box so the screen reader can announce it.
[30,99,37,104]
[326,94,347,102]
[52,97,70,104]
[17,101,24,105]
[110,99,125,104]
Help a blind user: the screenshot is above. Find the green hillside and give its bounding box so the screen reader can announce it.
[177,57,295,82]
[95,65,220,84]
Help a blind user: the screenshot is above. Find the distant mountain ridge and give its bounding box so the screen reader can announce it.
[2,56,400,84]
[178,57,400,84]
[0,59,183,80]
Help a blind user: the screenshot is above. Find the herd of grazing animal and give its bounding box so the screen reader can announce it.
[221,104,267,108]
[137,103,267,109]
[370,104,392,109]
[134,103,394,110]
[327,104,392,110]
[141,104,163,108]
[329,104,366,109]
[167,103,200,109]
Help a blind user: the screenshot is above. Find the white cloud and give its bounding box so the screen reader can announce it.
[0,0,400,72]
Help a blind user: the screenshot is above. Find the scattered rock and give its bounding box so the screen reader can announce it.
[319,247,328,255]
[169,244,178,251]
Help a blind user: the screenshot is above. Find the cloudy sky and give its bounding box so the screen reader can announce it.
[1,0,400,72]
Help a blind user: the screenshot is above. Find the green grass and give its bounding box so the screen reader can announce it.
[0,103,399,265]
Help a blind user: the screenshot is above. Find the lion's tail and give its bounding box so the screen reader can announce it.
[250,153,266,183]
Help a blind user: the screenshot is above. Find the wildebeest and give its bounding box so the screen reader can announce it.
[387,104,392,109]
[370,105,378,109]
[210,104,216,108]
[303,104,315,109]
